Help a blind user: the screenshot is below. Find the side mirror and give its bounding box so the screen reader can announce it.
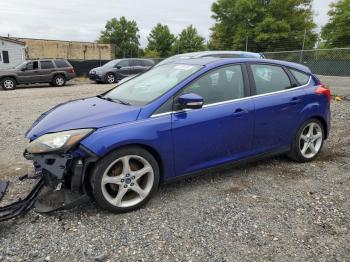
[115,65,122,69]
[177,93,204,110]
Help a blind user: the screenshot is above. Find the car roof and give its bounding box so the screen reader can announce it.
[187,50,263,58]
[170,57,311,74]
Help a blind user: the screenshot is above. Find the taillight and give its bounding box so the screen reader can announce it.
[68,67,75,73]
[315,83,331,102]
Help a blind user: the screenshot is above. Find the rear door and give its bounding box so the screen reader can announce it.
[171,64,255,175]
[129,60,144,74]
[248,63,308,153]
[39,60,56,82]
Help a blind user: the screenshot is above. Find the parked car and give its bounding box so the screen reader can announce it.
[156,51,265,67]
[89,58,155,84]
[0,59,75,90]
[24,57,331,213]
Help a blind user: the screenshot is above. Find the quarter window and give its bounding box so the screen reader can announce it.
[251,64,291,95]
[182,65,245,105]
[289,69,310,85]
[54,60,69,68]
[40,61,55,69]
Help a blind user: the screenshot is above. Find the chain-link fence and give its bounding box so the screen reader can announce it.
[263,48,350,77]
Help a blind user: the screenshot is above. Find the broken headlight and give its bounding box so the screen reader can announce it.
[26,129,94,154]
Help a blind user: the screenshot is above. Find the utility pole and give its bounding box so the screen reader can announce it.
[245,36,249,52]
[300,29,307,63]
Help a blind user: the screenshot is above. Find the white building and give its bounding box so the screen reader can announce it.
[0,36,26,69]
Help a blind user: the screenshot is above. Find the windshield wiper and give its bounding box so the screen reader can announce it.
[97,95,132,106]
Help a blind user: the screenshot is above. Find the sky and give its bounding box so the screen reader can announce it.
[0,0,336,47]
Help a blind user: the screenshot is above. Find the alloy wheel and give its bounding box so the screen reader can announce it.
[56,77,65,86]
[101,155,154,208]
[107,74,115,84]
[3,80,14,89]
[299,122,323,159]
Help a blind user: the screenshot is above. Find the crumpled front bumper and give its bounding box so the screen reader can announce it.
[0,145,98,222]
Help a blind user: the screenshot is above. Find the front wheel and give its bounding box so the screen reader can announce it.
[91,147,160,213]
[105,73,116,84]
[1,77,17,90]
[288,118,324,162]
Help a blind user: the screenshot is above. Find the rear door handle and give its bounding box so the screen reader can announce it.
[232,108,248,117]
[290,97,303,105]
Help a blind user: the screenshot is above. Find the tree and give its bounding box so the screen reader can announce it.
[143,49,160,58]
[321,0,350,48]
[146,24,175,57]
[98,17,140,58]
[172,25,206,54]
[210,0,318,52]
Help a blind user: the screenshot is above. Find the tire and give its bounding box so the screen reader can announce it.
[91,146,160,213]
[105,73,116,84]
[52,75,66,87]
[288,118,324,162]
[1,77,17,90]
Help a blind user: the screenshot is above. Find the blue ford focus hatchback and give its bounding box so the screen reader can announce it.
[24,58,331,213]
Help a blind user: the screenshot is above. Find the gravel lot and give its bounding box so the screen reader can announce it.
[0,82,349,261]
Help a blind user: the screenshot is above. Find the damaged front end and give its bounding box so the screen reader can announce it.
[0,129,98,222]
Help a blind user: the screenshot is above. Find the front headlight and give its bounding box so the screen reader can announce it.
[26,129,94,154]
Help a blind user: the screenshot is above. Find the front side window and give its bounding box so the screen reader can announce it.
[289,69,310,85]
[26,61,39,70]
[251,64,291,95]
[103,64,202,106]
[182,65,245,105]
[116,60,129,68]
[40,61,55,69]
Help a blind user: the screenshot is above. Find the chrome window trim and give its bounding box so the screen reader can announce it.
[150,76,311,118]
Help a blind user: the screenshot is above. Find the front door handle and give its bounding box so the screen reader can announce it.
[232,108,248,117]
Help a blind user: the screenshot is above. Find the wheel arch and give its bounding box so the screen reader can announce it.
[312,115,329,140]
[88,143,165,183]
[0,75,18,84]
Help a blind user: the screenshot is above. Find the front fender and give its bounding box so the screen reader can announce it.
[80,115,175,179]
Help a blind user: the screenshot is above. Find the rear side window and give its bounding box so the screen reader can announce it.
[129,60,139,66]
[251,64,291,95]
[54,60,70,68]
[141,60,154,66]
[40,61,55,69]
[289,69,310,85]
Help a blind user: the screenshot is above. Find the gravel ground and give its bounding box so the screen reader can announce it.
[0,82,349,261]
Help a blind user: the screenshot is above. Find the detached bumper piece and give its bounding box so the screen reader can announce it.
[0,178,44,222]
[0,181,9,201]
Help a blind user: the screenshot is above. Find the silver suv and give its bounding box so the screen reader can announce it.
[0,59,76,90]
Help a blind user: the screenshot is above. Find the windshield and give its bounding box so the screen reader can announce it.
[156,55,193,67]
[15,61,28,69]
[103,64,202,106]
[102,60,120,68]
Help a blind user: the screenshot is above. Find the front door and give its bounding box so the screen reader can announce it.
[17,61,40,83]
[171,64,255,175]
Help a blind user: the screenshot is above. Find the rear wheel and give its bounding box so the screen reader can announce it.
[52,75,66,87]
[288,118,324,162]
[1,77,16,90]
[91,147,159,213]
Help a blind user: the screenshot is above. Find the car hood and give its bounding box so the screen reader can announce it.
[91,67,104,73]
[26,97,141,140]
[0,68,18,74]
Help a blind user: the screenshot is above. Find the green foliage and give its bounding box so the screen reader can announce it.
[321,0,350,48]
[98,17,140,58]
[172,25,206,54]
[210,0,318,52]
[146,24,175,57]
[143,49,160,58]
